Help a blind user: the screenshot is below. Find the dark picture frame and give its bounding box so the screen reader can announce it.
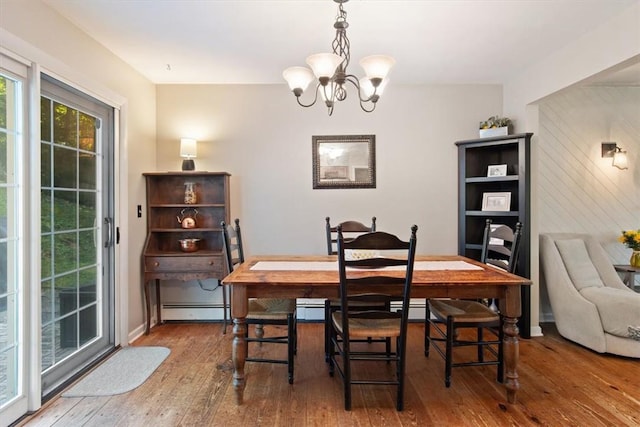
[312,134,376,189]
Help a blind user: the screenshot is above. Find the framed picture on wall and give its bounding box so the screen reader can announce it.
[312,134,376,189]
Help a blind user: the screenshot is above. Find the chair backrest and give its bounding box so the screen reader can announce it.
[221,218,244,274]
[336,225,418,337]
[480,219,522,274]
[325,216,376,255]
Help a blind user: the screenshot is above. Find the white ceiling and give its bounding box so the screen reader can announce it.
[43,0,639,86]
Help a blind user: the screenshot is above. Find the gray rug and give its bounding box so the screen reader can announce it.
[62,346,170,397]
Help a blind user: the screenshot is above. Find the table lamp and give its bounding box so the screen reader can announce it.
[180,138,197,171]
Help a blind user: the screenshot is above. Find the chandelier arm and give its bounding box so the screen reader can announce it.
[295,82,321,108]
[359,100,377,113]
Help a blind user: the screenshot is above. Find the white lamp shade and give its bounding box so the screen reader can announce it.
[306,53,344,79]
[319,82,336,102]
[359,55,396,80]
[359,77,389,98]
[283,66,316,92]
[612,149,629,170]
[180,138,197,158]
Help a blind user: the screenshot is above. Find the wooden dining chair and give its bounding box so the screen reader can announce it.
[328,224,418,411]
[324,216,385,363]
[425,219,523,387]
[221,219,297,384]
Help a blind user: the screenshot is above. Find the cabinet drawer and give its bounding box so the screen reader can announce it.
[145,255,223,273]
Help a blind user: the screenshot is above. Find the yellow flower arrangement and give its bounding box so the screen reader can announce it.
[619,229,640,251]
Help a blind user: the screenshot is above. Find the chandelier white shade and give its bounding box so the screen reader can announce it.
[282,0,395,115]
[283,67,315,94]
[359,55,396,81]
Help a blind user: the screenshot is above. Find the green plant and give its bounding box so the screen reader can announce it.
[479,115,512,130]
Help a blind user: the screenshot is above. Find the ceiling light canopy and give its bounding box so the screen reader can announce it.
[282,0,395,116]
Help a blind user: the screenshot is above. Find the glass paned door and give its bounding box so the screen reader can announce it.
[40,76,114,396]
[0,65,24,415]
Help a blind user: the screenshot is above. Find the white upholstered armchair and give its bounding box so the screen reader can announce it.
[540,233,640,358]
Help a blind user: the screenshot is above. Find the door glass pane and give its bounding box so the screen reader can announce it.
[53,146,77,189]
[53,102,77,148]
[41,90,106,382]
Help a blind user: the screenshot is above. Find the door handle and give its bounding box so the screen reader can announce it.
[104,217,112,248]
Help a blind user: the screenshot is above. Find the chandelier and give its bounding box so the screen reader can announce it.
[282,0,395,116]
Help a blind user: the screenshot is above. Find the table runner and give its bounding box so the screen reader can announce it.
[250,260,482,271]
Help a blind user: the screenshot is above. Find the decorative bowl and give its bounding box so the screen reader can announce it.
[178,238,201,252]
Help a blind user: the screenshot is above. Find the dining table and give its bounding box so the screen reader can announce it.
[221,254,531,406]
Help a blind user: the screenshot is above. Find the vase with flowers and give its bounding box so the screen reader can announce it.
[619,229,640,268]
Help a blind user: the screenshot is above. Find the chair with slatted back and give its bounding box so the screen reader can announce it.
[328,224,418,411]
[425,219,522,387]
[324,216,384,362]
[221,219,297,384]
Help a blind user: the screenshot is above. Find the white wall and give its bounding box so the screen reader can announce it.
[537,86,640,319]
[0,0,157,336]
[502,0,640,334]
[154,83,504,307]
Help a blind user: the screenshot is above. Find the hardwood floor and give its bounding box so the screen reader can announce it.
[19,322,640,426]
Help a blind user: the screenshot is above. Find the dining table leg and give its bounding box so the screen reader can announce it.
[502,285,522,404]
[231,284,248,405]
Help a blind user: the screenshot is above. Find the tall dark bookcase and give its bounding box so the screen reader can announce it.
[455,133,532,338]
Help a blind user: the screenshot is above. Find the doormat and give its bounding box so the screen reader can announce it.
[62,346,170,397]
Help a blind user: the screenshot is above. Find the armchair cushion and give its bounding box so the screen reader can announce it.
[555,239,604,290]
[580,286,640,338]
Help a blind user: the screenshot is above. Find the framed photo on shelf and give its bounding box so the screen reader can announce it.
[482,192,511,211]
[487,164,508,177]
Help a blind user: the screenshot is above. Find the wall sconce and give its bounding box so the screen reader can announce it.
[180,138,197,171]
[602,142,628,170]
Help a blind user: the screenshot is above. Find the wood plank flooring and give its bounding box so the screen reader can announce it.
[19,322,640,426]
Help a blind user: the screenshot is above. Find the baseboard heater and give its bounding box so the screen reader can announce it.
[161,303,225,321]
[161,300,428,321]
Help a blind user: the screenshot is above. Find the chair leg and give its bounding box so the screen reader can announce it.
[477,327,484,362]
[324,299,331,363]
[328,323,336,377]
[287,313,294,384]
[445,316,453,388]
[343,337,352,411]
[397,336,405,411]
[255,324,264,346]
[497,320,504,383]
[424,301,431,357]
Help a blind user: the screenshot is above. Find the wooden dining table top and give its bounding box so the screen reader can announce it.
[222,254,531,290]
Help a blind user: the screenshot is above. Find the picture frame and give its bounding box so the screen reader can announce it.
[481,192,511,211]
[312,134,376,189]
[487,164,508,177]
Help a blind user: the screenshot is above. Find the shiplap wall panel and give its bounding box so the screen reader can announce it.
[538,86,640,311]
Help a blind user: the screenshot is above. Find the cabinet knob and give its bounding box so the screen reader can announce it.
[208,261,214,265]
[154,262,160,267]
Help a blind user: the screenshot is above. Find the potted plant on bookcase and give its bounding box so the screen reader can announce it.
[479,115,512,138]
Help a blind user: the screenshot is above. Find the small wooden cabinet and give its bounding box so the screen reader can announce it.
[455,133,532,338]
[142,172,231,334]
